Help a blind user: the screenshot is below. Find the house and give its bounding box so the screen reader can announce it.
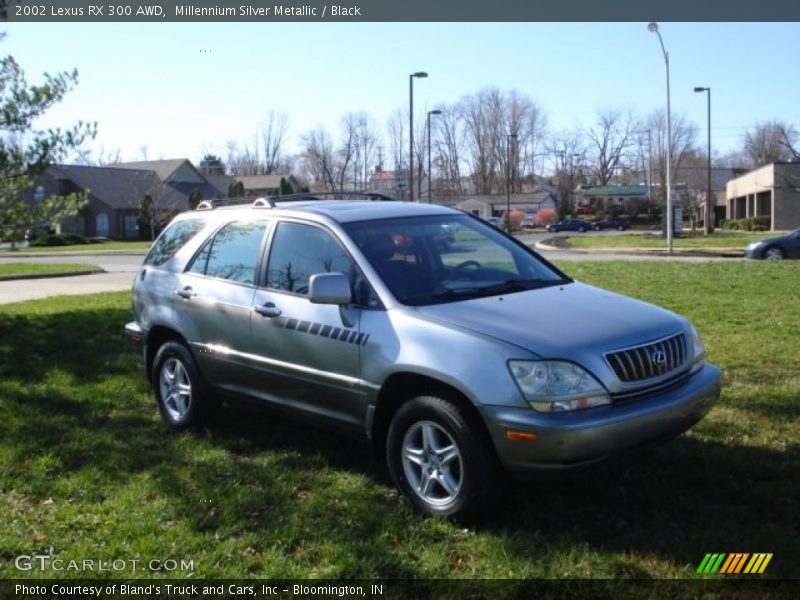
[234,174,301,197]
[726,162,800,230]
[580,185,651,213]
[434,192,557,219]
[32,159,229,240]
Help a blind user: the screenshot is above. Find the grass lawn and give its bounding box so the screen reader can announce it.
[1,241,151,254]
[0,262,797,582]
[0,263,102,279]
[564,232,767,251]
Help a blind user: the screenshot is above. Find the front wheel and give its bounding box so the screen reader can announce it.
[765,245,784,260]
[152,341,216,430]
[386,395,498,520]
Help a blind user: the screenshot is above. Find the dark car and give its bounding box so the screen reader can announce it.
[593,217,631,231]
[546,219,592,233]
[24,223,55,242]
[745,229,800,260]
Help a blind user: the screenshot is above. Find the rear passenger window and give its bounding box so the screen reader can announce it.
[144,218,205,266]
[187,220,268,285]
[266,222,354,294]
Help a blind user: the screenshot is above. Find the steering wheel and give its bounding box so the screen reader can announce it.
[453,260,481,272]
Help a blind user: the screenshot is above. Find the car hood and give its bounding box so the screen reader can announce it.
[413,282,687,378]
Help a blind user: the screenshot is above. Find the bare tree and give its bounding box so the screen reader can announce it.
[386,107,406,171]
[586,108,635,186]
[743,120,798,166]
[545,131,586,218]
[260,110,289,174]
[431,102,465,195]
[299,126,336,191]
[645,109,699,202]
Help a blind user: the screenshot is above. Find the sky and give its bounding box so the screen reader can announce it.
[4,22,800,167]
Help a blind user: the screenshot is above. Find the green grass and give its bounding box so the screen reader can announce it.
[0,262,797,581]
[565,232,767,251]
[1,241,151,253]
[0,263,102,279]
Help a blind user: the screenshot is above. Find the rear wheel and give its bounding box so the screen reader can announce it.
[765,245,784,260]
[152,341,216,430]
[386,395,498,520]
[579,226,587,233]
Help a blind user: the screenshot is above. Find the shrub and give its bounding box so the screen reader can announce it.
[535,208,557,226]
[29,233,88,247]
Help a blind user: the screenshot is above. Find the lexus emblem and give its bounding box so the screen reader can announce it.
[651,350,668,371]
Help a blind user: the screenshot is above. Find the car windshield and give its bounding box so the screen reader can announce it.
[345,214,570,306]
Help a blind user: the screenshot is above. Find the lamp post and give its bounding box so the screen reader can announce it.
[506,133,517,232]
[694,86,712,235]
[648,22,674,254]
[408,71,428,202]
[427,109,441,204]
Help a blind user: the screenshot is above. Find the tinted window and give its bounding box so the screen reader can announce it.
[144,218,205,266]
[187,220,267,285]
[267,222,354,295]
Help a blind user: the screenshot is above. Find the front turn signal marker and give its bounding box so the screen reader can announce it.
[506,431,537,442]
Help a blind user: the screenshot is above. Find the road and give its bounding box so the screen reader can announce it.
[0,237,739,305]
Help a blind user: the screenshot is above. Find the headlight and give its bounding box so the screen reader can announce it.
[747,241,763,250]
[689,324,706,374]
[508,360,611,412]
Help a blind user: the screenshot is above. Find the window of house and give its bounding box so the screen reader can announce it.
[266,222,354,295]
[96,213,109,237]
[124,215,139,238]
[187,220,268,285]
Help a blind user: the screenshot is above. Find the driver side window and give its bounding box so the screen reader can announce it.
[266,222,354,295]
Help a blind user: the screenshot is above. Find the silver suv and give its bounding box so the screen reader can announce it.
[126,196,721,519]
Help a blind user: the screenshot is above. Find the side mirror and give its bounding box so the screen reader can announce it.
[308,272,352,305]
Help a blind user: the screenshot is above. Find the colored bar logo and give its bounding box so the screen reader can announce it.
[696,553,773,574]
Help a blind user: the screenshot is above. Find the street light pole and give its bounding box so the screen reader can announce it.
[648,22,674,255]
[694,86,712,235]
[408,71,428,202]
[427,109,441,204]
[506,133,517,232]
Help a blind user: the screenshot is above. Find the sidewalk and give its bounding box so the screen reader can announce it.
[0,272,135,305]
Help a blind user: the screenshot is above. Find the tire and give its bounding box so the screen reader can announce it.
[152,341,216,430]
[617,225,626,231]
[386,394,498,520]
[593,225,601,231]
[764,245,784,260]
[579,227,587,233]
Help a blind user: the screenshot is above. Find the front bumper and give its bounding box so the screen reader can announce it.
[482,363,721,472]
[124,321,144,344]
[744,246,764,259]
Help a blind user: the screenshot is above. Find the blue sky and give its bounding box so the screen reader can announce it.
[5,22,799,164]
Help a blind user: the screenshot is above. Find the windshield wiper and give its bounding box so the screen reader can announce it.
[403,278,562,305]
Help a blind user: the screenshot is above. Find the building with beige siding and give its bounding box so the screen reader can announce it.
[726,162,800,231]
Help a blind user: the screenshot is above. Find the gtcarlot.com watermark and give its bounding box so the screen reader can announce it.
[15,554,194,573]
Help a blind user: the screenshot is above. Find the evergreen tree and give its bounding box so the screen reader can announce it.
[0,44,96,247]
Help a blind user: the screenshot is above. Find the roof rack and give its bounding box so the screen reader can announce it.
[194,191,396,211]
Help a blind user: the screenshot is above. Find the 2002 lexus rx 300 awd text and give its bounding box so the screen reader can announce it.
[125,195,721,519]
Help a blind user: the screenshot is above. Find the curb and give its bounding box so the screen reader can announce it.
[0,269,106,282]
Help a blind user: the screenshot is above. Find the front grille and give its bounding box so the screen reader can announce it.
[605,333,687,383]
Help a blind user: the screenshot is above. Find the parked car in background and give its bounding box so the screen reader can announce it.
[547,218,592,233]
[593,217,631,231]
[522,216,537,228]
[575,204,597,215]
[126,195,720,519]
[486,216,502,228]
[745,229,800,260]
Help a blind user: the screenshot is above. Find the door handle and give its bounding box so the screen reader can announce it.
[175,286,196,299]
[253,302,282,318]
